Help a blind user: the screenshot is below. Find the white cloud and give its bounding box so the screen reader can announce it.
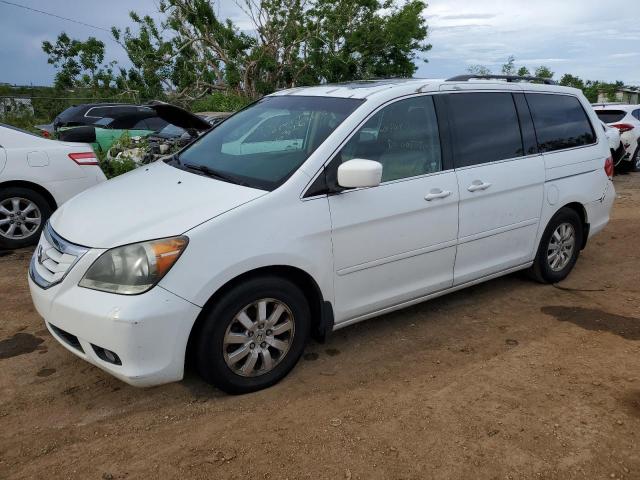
[418,0,640,84]
[1,0,638,86]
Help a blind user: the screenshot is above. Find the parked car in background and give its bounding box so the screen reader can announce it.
[197,111,232,128]
[0,123,106,249]
[35,101,212,158]
[601,121,625,167]
[29,77,614,394]
[593,104,640,172]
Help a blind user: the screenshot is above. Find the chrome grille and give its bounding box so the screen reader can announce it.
[29,223,89,289]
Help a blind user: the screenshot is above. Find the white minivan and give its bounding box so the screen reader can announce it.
[29,77,615,394]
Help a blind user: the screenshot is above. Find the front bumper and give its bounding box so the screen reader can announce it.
[28,251,201,387]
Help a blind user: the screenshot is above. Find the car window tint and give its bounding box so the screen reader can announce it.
[132,119,150,129]
[144,116,169,131]
[243,112,310,145]
[178,96,362,191]
[595,110,626,124]
[337,96,442,182]
[527,94,596,152]
[448,92,523,167]
[633,110,640,121]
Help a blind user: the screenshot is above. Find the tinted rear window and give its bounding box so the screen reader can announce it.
[595,110,626,124]
[527,94,596,152]
[56,105,86,122]
[448,92,523,167]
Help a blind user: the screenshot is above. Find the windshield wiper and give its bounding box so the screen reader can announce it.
[183,162,249,187]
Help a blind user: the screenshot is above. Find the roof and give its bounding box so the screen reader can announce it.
[270,78,435,99]
[592,104,639,111]
[271,77,580,101]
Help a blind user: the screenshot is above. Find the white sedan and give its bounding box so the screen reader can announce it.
[0,123,106,249]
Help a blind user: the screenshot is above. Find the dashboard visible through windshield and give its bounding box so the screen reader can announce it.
[175,96,364,190]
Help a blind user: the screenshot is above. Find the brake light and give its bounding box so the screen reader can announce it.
[41,131,50,138]
[604,156,614,179]
[611,123,634,133]
[68,152,99,166]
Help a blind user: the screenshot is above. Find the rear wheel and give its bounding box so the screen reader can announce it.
[195,276,310,394]
[0,187,51,249]
[529,208,583,284]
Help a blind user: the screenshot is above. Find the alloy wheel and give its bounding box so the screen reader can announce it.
[547,222,575,272]
[223,298,295,377]
[0,197,42,240]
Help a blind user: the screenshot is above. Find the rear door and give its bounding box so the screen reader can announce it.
[446,91,545,285]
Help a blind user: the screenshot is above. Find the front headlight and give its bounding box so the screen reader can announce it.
[79,236,188,295]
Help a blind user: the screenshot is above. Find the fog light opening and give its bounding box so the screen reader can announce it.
[91,344,122,365]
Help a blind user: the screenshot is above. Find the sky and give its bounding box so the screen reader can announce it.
[1,0,639,86]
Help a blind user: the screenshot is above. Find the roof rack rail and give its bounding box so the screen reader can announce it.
[446,74,557,85]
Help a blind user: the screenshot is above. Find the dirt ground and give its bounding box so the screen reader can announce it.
[1,174,639,480]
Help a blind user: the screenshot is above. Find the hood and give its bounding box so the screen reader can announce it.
[146,101,212,132]
[50,161,266,248]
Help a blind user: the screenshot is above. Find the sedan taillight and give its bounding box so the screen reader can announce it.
[604,156,614,179]
[611,123,634,133]
[68,152,99,166]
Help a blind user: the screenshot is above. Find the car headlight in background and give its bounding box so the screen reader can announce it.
[79,236,188,295]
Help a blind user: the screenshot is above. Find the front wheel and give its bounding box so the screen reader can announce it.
[195,276,310,394]
[529,208,583,284]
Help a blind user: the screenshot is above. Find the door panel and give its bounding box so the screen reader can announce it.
[330,172,459,322]
[454,156,544,284]
[0,147,6,176]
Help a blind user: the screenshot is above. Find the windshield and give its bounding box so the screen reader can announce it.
[595,110,626,124]
[176,96,363,190]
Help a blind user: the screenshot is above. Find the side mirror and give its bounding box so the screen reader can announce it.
[57,126,97,143]
[337,159,383,188]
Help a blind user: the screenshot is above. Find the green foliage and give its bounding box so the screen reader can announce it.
[98,132,140,178]
[190,91,251,113]
[559,74,585,90]
[517,66,530,77]
[501,56,516,76]
[534,65,554,79]
[100,155,138,179]
[466,65,492,76]
[111,0,431,100]
[42,33,117,91]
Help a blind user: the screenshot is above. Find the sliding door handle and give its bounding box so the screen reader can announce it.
[467,180,492,192]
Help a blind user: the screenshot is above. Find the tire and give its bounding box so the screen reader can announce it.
[0,187,52,249]
[195,276,310,394]
[529,207,583,284]
[631,146,640,172]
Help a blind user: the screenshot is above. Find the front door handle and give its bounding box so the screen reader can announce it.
[467,180,492,192]
[424,189,452,201]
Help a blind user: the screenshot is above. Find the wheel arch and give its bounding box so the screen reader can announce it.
[0,180,58,211]
[557,201,589,249]
[185,265,334,367]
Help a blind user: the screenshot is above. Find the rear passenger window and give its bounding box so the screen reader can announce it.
[448,93,523,167]
[526,94,596,152]
[633,110,640,121]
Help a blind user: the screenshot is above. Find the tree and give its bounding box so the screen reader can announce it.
[501,55,516,76]
[466,64,492,76]
[534,65,554,79]
[42,33,115,90]
[112,0,432,100]
[517,66,530,77]
[559,73,585,90]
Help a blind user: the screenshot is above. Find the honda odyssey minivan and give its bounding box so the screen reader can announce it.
[29,76,615,394]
